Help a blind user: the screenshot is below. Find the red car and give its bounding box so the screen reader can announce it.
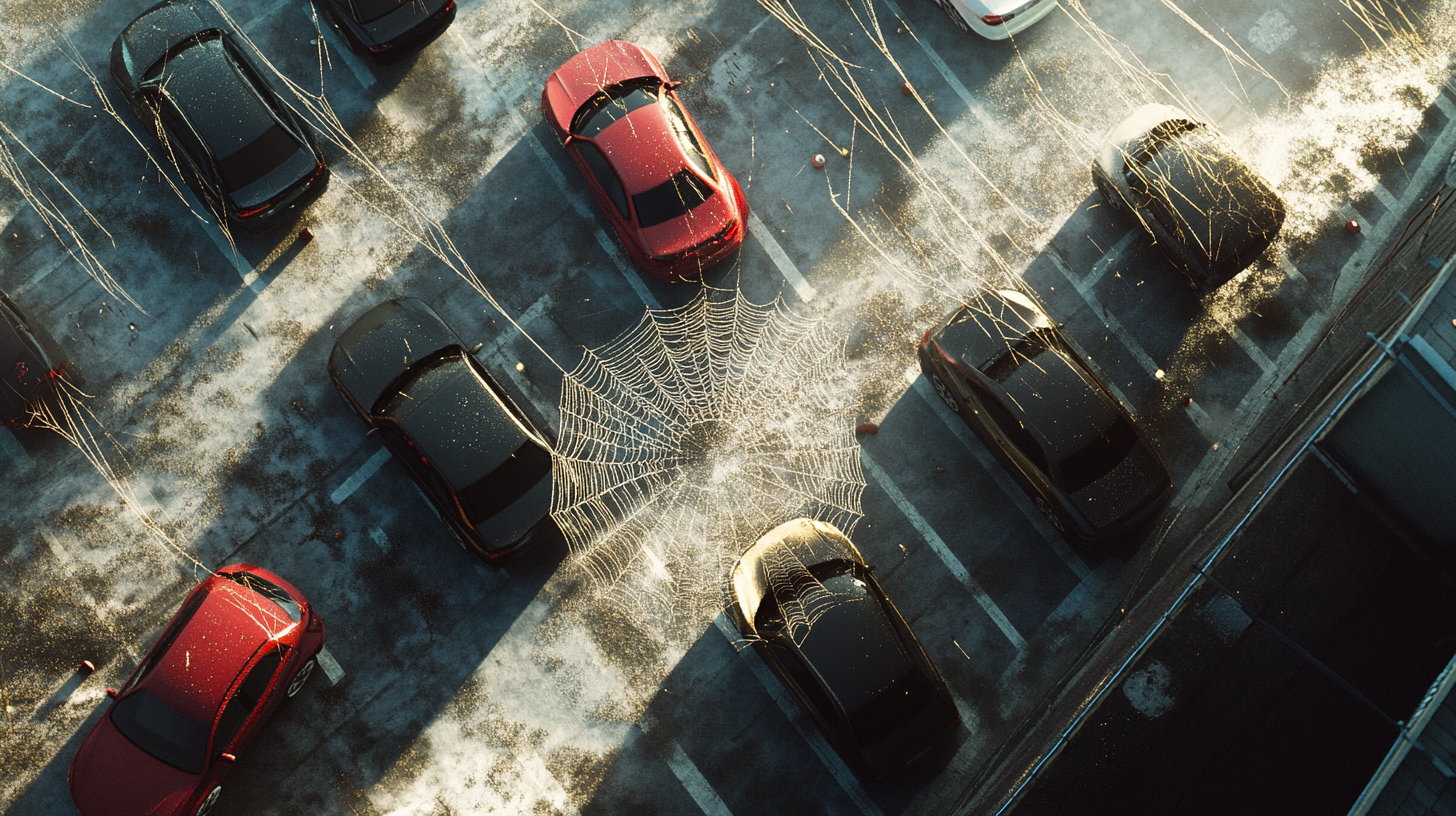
[542,40,748,282]
[69,565,326,816]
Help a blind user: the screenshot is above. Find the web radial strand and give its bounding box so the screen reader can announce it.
[551,288,865,637]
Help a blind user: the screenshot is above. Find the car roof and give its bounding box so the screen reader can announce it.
[997,344,1123,462]
[140,578,292,723]
[795,569,914,718]
[330,298,463,411]
[592,103,693,196]
[382,354,532,492]
[1132,130,1285,274]
[156,36,281,163]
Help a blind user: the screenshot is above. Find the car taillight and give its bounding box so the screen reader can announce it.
[236,202,270,218]
[982,14,1005,24]
[368,42,394,54]
[921,329,933,348]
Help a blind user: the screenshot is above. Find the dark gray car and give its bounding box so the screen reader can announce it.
[1092,103,1285,290]
[918,289,1172,542]
[110,0,328,231]
[728,518,962,779]
[328,298,556,563]
[314,0,456,62]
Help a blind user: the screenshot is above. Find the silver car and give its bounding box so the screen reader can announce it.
[1091,103,1286,290]
[931,0,1059,40]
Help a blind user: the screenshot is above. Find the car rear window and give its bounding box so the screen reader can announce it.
[215,124,301,193]
[1057,414,1138,493]
[224,572,301,623]
[350,0,408,24]
[847,669,936,749]
[632,168,714,228]
[457,438,553,525]
[573,83,659,139]
[110,688,209,774]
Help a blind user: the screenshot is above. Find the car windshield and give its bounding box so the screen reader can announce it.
[224,572,300,623]
[456,438,553,525]
[1058,413,1139,493]
[632,168,714,228]
[350,0,410,24]
[110,688,209,774]
[572,82,659,139]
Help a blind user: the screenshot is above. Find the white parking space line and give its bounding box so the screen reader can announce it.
[10,253,68,299]
[747,212,817,303]
[1436,93,1456,119]
[369,526,389,550]
[861,450,1028,651]
[313,14,376,89]
[524,133,660,310]
[330,446,391,504]
[1371,180,1399,212]
[0,428,33,469]
[664,741,735,816]
[1075,229,1140,296]
[713,614,885,816]
[1277,252,1308,286]
[878,0,999,132]
[1230,326,1275,374]
[315,644,346,685]
[910,377,1092,583]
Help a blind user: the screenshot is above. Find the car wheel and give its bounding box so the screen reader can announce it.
[1034,495,1066,533]
[934,0,972,32]
[930,374,960,413]
[287,658,316,698]
[196,786,222,816]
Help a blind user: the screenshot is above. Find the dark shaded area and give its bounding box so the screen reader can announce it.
[1016,455,1456,816]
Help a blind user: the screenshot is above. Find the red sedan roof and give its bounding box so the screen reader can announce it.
[145,579,293,722]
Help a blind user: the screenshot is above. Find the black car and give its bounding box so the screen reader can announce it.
[728,518,961,779]
[1092,103,1286,290]
[110,0,329,231]
[328,298,556,563]
[1,290,70,428]
[918,289,1172,542]
[315,0,456,62]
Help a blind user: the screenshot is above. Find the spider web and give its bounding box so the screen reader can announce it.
[551,286,865,642]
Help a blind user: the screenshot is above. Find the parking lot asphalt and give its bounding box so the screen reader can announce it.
[3,1,1456,814]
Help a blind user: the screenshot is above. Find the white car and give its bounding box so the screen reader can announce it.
[932,0,1059,40]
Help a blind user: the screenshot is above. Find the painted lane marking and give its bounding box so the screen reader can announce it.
[878,0,999,133]
[315,644,346,685]
[910,377,1092,582]
[1371,181,1399,213]
[747,212,817,303]
[369,526,389,550]
[11,253,68,299]
[315,13,376,90]
[713,614,884,816]
[861,449,1028,651]
[1230,326,1275,374]
[330,446,391,504]
[1278,252,1308,286]
[665,741,735,816]
[1075,229,1141,296]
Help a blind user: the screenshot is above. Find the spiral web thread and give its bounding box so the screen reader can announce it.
[551,287,865,640]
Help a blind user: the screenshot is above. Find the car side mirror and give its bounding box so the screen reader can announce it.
[365,426,380,438]
[219,752,237,763]
[664,80,682,91]
[105,688,117,698]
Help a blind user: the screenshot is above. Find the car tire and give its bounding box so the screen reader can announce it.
[196,786,222,816]
[1034,495,1066,533]
[287,658,316,698]
[930,374,960,413]
[934,0,972,32]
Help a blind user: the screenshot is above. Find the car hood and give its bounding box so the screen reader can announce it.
[542,40,664,132]
[363,0,451,43]
[1070,435,1171,533]
[117,0,213,81]
[329,298,461,413]
[71,715,197,816]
